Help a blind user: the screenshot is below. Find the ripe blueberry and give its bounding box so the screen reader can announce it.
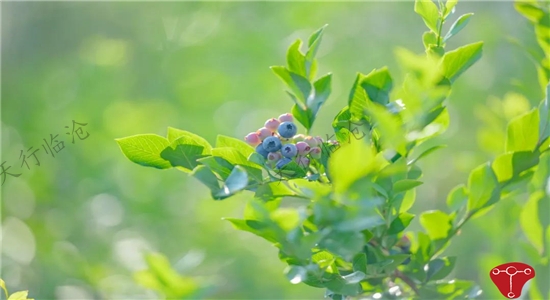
[278,113,293,123]
[257,127,273,141]
[264,118,280,132]
[275,157,292,169]
[281,143,298,158]
[262,136,282,152]
[244,132,261,146]
[296,141,311,155]
[278,121,297,138]
[256,144,269,158]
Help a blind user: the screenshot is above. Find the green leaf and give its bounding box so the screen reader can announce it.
[364,102,407,155]
[388,212,415,234]
[446,184,467,211]
[292,102,314,131]
[425,257,457,281]
[506,108,540,152]
[443,13,473,42]
[214,166,248,200]
[116,134,172,169]
[271,66,311,103]
[514,1,547,23]
[305,24,327,76]
[361,67,393,105]
[324,276,363,296]
[254,182,297,200]
[216,135,255,158]
[7,291,32,300]
[420,210,452,241]
[444,0,458,18]
[197,156,234,180]
[467,163,500,212]
[320,230,364,261]
[342,271,366,284]
[308,73,332,116]
[287,39,306,77]
[328,140,378,194]
[520,191,547,253]
[352,253,367,273]
[166,128,212,151]
[348,73,369,121]
[285,265,308,284]
[393,180,423,194]
[440,41,483,83]
[414,0,440,33]
[491,151,539,182]
[423,31,438,49]
[191,165,220,193]
[161,135,211,171]
[0,278,8,300]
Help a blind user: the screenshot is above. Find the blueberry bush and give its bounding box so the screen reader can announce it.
[117,0,550,299]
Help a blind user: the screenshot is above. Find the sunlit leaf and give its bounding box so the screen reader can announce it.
[443,13,473,42]
[414,0,440,33]
[440,42,483,83]
[116,134,172,169]
[420,210,452,241]
[505,108,540,152]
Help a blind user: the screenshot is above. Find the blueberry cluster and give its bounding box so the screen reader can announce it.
[244,113,323,169]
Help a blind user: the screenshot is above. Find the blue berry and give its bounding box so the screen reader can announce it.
[275,157,292,169]
[262,136,282,152]
[256,144,269,158]
[281,143,298,158]
[278,122,297,138]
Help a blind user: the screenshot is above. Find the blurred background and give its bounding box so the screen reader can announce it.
[1,1,544,299]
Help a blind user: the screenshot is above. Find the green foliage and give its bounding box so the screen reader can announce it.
[134,253,213,299]
[117,0,550,299]
[0,279,33,300]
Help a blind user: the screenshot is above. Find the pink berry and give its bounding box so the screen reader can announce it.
[244,132,261,146]
[267,152,282,162]
[295,156,310,168]
[264,118,280,132]
[257,127,273,141]
[278,113,293,123]
[309,147,321,159]
[304,136,319,148]
[296,141,311,155]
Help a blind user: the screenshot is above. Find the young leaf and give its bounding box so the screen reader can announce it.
[393,179,423,194]
[161,136,211,171]
[191,165,220,194]
[388,212,415,234]
[443,13,474,42]
[116,134,172,169]
[216,135,254,158]
[446,184,467,211]
[440,41,483,83]
[444,0,458,18]
[505,108,540,152]
[287,39,306,77]
[361,67,393,105]
[7,291,33,300]
[419,210,452,241]
[467,163,500,212]
[0,279,7,300]
[308,73,332,116]
[425,256,457,281]
[520,191,547,253]
[348,73,369,121]
[291,103,314,131]
[214,165,248,199]
[271,66,312,103]
[422,31,438,49]
[414,0,440,33]
[305,24,328,76]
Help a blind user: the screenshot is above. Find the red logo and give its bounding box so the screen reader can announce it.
[489,262,535,299]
